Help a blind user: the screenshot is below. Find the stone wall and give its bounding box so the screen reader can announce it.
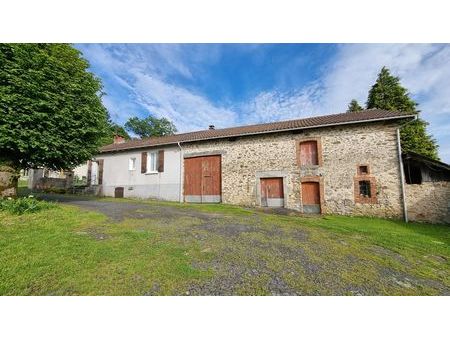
[0,164,19,197]
[182,121,404,219]
[29,169,74,192]
[406,181,450,224]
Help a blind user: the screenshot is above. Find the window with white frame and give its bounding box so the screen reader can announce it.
[147,151,158,173]
[129,157,136,171]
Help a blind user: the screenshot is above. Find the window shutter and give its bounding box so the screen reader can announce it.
[300,142,309,165]
[97,159,104,185]
[87,160,92,185]
[158,150,164,172]
[300,141,318,165]
[141,152,147,173]
[310,142,318,165]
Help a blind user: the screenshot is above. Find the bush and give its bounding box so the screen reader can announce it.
[0,195,55,215]
[43,187,66,194]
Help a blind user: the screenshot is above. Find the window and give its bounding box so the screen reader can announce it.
[147,151,158,173]
[358,165,369,175]
[405,164,422,184]
[359,180,371,198]
[129,158,136,171]
[299,140,319,166]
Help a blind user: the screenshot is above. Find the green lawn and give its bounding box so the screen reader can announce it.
[0,197,449,295]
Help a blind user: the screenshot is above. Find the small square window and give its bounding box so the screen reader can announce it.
[129,158,136,171]
[358,165,369,175]
[359,180,371,198]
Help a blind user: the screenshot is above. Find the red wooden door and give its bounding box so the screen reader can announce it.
[301,182,320,213]
[300,141,318,165]
[184,157,202,201]
[184,155,221,203]
[260,177,284,207]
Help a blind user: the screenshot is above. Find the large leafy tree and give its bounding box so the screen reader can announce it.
[0,44,109,196]
[125,115,177,139]
[346,99,364,112]
[366,67,439,160]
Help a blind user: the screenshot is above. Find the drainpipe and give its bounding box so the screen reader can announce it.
[177,142,183,203]
[396,128,408,223]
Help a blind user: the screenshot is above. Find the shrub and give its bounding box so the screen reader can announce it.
[0,195,55,215]
[43,187,66,194]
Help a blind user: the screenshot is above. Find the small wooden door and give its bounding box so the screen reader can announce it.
[114,187,124,198]
[260,177,284,207]
[301,182,320,213]
[184,155,221,203]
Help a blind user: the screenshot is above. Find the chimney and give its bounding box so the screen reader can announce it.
[113,135,125,144]
[209,125,215,130]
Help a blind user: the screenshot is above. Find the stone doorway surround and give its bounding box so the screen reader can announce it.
[255,170,289,208]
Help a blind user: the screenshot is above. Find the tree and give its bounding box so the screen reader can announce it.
[101,118,130,145]
[367,67,417,112]
[346,99,364,112]
[399,119,439,160]
[366,67,439,160]
[0,44,109,196]
[125,115,177,139]
[109,122,130,140]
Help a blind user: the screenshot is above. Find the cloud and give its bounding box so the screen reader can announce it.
[130,72,237,131]
[243,44,450,161]
[239,84,323,124]
[79,44,238,131]
[78,43,450,161]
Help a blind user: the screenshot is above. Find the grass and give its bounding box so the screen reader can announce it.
[0,196,55,215]
[18,179,28,188]
[0,196,449,295]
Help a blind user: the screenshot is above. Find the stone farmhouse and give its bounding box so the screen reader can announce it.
[29,109,450,223]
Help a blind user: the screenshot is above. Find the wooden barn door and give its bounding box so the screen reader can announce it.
[301,182,320,213]
[184,155,221,203]
[260,177,284,207]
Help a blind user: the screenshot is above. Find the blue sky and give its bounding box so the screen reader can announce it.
[76,44,450,162]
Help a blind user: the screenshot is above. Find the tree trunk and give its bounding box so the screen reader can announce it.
[0,162,20,197]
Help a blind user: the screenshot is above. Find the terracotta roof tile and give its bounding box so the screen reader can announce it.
[100,109,415,153]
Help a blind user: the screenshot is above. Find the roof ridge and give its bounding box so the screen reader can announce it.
[134,109,400,140]
[100,109,415,153]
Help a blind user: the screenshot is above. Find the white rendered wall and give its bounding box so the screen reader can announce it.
[96,145,182,201]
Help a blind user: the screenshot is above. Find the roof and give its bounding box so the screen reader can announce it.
[402,151,450,171]
[100,109,416,153]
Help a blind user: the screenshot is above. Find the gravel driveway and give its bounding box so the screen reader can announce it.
[39,194,450,296]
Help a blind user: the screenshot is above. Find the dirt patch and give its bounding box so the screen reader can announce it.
[198,223,256,237]
[369,245,409,265]
[76,227,110,240]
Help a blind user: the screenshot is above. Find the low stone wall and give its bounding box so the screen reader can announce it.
[406,181,450,224]
[34,177,68,191]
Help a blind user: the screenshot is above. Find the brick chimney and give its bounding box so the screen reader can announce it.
[209,125,215,130]
[113,135,125,144]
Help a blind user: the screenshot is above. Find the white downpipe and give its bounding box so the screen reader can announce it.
[177,142,183,203]
[396,128,408,223]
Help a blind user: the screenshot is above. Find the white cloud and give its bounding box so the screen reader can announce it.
[78,43,450,162]
[243,44,450,161]
[130,72,238,131]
